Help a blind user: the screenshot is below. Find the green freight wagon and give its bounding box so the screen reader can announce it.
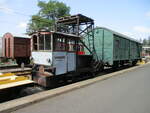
[84,27,142,67]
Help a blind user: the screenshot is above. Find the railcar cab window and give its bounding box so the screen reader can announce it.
[45,35,51,50]
[53,34,76,52]
[32,33,51,51]
[53,35,66,51]
[39,35,44,50]
[32,33,77,52]
[67,39,76,52]
[78,43,84,52]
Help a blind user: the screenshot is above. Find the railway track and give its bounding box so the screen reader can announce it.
[0,65,18,70]
[0,67,32,74]
[0,64,32,71]
[0,64,138,103]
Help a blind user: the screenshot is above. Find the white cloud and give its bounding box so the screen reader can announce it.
[0,2,14,14]
[133,26,150,33]
[0,6,13,14]
[17,22,27,29]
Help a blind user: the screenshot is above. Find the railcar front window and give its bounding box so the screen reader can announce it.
[39,35,44,50]
[45,34,51,50]
[32,34,51,51]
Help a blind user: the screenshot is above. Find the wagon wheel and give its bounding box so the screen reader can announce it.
[16,59,22,66]
[112,61,119,69]
[132,60,137,66]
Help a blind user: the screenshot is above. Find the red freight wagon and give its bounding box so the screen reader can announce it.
[3,33,31,65]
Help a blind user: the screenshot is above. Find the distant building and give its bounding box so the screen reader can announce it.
[0,37,2,58]
[142,46,150,56]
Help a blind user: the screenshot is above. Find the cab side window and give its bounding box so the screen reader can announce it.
[54,37,66,51]
[67,39,76,52]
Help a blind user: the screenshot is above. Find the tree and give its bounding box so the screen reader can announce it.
[139,38,142,43]
[148,36,150,46]
[143,39,148,46]
[27,0,70,34]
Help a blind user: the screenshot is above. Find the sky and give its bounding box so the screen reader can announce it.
[0,0,150,41]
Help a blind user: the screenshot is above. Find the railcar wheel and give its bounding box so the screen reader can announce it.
[16,58,22,66]
[16,58,30,66]
[98,64,104,72]
[24,58,30,65]
[113,61,119,69]
[132,60,137,66]
[120,61,124,66]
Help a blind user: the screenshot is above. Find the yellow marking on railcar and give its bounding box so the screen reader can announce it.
[0,72,33,90]
[0,76,29,85]
[0,72,32,86]
[13,71,31,75]
[137,60,145,65]
[0,73,15,77]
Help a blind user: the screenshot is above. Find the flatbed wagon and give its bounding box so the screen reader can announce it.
[0,73,33,90]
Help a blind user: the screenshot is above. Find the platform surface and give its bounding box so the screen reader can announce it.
[12,63,150,113]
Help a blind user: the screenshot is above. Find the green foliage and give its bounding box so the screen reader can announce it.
[27,0,70,34]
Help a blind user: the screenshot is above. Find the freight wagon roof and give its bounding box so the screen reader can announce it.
[13,34,30,38]
[96,27,141,44]
[3,32,30,39]
[14,36,30,39]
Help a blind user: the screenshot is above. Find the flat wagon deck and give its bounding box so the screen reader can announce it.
[0,72,33,90]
